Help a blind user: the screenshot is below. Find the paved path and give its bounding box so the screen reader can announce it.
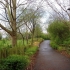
[33,40,70,70]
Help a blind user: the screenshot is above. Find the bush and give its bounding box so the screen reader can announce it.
[57,46,63,51]
[0,59,6,70]
[50,41,58,49]
[47,20,70,44]
[0,64,5,70]
[41,34,50,40]
[63,38,70,46]
[4,55,29,70]
[0,46,25,59]
[25,46,38,56]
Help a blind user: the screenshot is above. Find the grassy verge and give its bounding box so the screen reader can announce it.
[50,41,70,58]
[0,38,43,70]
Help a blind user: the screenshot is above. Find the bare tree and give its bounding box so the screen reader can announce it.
[0,0,45,47]
[0,0,33,47]
[19,8,43,45]
[45,0,70,21]
[0,0,17,47]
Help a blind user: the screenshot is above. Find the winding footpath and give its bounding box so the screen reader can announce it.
[33,40,70,70]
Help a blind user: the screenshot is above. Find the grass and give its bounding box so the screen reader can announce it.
[0,38,43,70]
[50,41,70,55]
[0,39,28,48]
[25,46,38,56]
[0,39,27,59]
[0,39,11,48]
[0,38,43,58]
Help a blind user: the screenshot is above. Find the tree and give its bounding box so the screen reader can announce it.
[19,8,42,45]
[0,32,2,40]
[34,24,42,40]
[0,0,45,46]
[0,0,36,47]
[45,0,70,21]
[0,0,17,47]
[47,20,70,44]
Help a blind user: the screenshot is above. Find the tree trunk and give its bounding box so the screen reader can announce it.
[0,0,17,47]
[11,33,17,47]
[31,28,35,45]
[11,0,17,47]
[31,33,34,45]
[22,37,25,45]
[20,33,25,45]
[26,33,28,44]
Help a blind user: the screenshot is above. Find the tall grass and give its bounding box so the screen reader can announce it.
[0,40,28,59]
[0,46,25,59]
[0,38,42,59]
[0,39,11,48]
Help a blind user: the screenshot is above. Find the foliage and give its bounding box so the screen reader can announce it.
[0,46,26,59]
[50,41,58,49]
[1,55,29,70]
[0,38,42,59]
[63,37,70,46]
[0,64,5,70]
[0,40,27,59]
[0,59,6,70]
[50,41,65,51]
[0,39,11,48]
[48,20,70,54]
[47,20,70,44]
[41,33,50,40]
[34,24,42,38]
[57,46,65,51]
[25,46,38,56]
[0,38,42,70]
[0,39,27,48]
[24,32,31,40]
[0,0,43,47]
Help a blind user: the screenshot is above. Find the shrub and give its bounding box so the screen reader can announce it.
[4,55,29,70]
[0,46,25,59]
[57,46,63,51]
[67,48,70,54]
[8,46,24,55]
[41,34,50,40]
[63,37,70,46]
[50,41,58,49]
[25,46,38,56]
[0,59,6,70]
[47,20,70,44]
[0,64,5,70]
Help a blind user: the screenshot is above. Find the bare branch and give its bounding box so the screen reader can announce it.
[17,0,20,5]
[16,3,30,19]
[0,13,7,20]
[46,0,66,19]
[0,19,8,22]
[25,23,32,33]
[55,0,69,16]
[4,7,14,31]
[0,24,12,35]
[17,3,28,8]
[0,1,6,7]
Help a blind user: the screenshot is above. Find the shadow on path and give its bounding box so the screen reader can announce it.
[33,40,70,70]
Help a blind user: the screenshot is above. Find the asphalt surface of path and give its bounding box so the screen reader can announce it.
[33,40,70,70]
